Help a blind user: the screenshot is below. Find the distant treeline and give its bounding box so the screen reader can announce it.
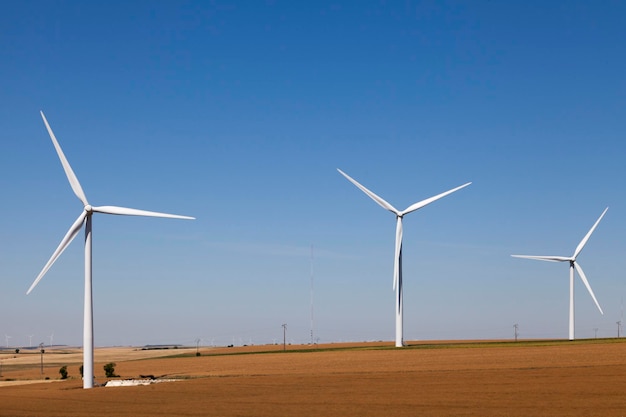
[141,345,182,350]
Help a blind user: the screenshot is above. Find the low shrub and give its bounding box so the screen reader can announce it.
[103,362,118,378]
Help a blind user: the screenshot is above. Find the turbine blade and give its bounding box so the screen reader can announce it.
[337,169,399,214]
[92,205,195,220]
[27,211,87,294]
[393,217,403,290]
[574,262,603,315]
[401,182,471,216]
[40,111,89,206]
[573,207,608,259]
[511,255,571,262]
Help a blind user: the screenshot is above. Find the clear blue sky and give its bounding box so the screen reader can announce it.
[1,1,625,347]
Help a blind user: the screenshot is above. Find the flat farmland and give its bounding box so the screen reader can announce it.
[1,339,626,416]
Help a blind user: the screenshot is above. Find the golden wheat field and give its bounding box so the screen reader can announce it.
[1,339,626,417]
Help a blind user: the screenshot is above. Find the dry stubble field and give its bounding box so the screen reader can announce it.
[1,339,626,417]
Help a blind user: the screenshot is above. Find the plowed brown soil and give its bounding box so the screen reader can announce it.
[1,340,626,416]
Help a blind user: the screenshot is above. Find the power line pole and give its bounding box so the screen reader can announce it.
[282,323,287,351]
[614,298,625,339]
[310,244,315,345]
[39,343,45,375]
[513,324,519,342]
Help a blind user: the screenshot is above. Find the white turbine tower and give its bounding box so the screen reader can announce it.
[512,207,608,341]
[27,111,195,389]
[337,169,471,347]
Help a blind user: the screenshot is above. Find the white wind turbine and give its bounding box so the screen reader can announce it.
[27,111,195,389]
[512,207,608,341]
[337,169,471,347]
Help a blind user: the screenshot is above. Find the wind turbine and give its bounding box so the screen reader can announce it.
[337,169,471,347]
[512,207,608,341]
[4,335,11,348]
[27,111,195,389]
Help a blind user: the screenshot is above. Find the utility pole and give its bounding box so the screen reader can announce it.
[617,297,624,339]
[513,324,519,342]
[282,324,287,351]
[39,343,45,375]
[195,338,201,356]
[310,244,315,345]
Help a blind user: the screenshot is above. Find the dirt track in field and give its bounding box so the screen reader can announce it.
[1,340,626,416]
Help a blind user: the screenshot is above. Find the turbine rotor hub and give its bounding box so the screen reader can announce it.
[85,204,93,213]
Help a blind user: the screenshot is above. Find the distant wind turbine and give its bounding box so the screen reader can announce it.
[512,207,608,340]
[4,335,11,348]
[337,169,471,347]
[27,111,195,389]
